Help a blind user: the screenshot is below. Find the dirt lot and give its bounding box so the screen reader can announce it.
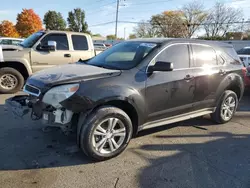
[0,93,250,188]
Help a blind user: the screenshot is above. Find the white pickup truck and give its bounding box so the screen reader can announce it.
[0,30,95,94]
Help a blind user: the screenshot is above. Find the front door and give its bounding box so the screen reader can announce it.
[145,44,195,122]
[31,33,73,72]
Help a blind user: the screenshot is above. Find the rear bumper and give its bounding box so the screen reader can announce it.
[5,95,30,118]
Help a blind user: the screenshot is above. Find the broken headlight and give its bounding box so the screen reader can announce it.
[42,84,79,108]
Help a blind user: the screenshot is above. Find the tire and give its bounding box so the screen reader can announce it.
[211,90,238,124]
[79,106,133,161]
[0,67,24,94]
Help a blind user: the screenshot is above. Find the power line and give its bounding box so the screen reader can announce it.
[84,0,111,8]
[128,0,173,6]
[89,21,115,27]
[118,20,250,26]
[86,1,117,15]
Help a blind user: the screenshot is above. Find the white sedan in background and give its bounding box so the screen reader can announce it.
[0,37,24,46]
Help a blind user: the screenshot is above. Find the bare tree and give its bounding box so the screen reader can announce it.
[133,20,157,38]
[182,1,207,38]
[204,2,243,38]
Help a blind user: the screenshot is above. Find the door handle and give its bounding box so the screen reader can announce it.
[219,69,226,75]
[64,54,71,58]
[184,74,194,82]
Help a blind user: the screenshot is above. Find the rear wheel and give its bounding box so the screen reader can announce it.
[211,90,238,124]
[0,67,24,94]
[79,106,133,161]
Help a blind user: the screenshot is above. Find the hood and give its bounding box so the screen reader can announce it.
[26,63,121,90]
[1,45,31,61]
[1,45,23,51]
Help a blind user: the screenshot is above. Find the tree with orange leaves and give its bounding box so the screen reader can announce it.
[16,9,42,38]
[0,20,19,38]
[151,11,186,38]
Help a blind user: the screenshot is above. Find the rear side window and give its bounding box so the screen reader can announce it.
[156,44,189,69]
[192,45,217,67]
[72,35,88,50]
[41,34,69,50]
[0,39,11,45]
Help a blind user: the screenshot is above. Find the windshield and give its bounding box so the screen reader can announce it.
[20,32,45,48]
[87,41,158,70]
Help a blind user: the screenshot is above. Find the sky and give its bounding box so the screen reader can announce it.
[0,0,250,38]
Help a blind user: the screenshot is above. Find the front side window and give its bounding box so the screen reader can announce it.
[192,45,217,67]
[156,44,190,69]
[86,41,158,70]
[72,35,88,50]
[41,34,69,50]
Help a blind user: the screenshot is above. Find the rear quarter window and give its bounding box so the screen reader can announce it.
[222,47,242,64]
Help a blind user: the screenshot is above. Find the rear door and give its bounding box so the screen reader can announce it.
[145,43,196,122]
[190,44,226,110]
[31,33,73,72]
[70,34,94,62]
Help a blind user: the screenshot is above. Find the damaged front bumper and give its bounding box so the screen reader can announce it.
[5,95,30,118]
[5,95,74,128]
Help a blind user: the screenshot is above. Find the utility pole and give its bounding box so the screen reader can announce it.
[241,18,245,32]
[124,27,126,39]
[115,0,120,39]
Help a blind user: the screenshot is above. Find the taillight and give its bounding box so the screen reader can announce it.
[242,67,247,76]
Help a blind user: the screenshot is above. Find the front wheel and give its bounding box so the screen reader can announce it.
[79,106,133,161]
[211,90,238,124]
[0,67,24,94]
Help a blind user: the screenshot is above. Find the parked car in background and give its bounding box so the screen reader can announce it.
[237,47,250,55]
[0,30,95,94]
[94,43,107,50]
[0,37,24,45]
[104,43,112,48]
[242,61,250,88]
[6,38,244,161]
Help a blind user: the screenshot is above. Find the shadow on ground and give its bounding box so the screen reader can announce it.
[0,104,92,170]
[137,94,250,188]
[0,93,249,175]
[137,129,250,188]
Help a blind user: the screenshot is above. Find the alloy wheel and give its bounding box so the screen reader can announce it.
[92,118,126,154]
[221,96,236,121]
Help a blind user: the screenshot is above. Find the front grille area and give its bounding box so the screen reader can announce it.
[24,84,41,96]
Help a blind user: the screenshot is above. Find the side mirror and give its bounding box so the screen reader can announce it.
[47,41,56,51]
[37,41,56,51]
[148,61,173,72]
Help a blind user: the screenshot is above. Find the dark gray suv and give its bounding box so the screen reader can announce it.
[6,38,245,161]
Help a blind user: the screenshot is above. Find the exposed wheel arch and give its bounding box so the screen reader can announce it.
[226,84,242,100]
[0,62,29,80]
[92,100,139,137]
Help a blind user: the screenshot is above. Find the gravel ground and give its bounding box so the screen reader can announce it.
[0,93,250,188]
